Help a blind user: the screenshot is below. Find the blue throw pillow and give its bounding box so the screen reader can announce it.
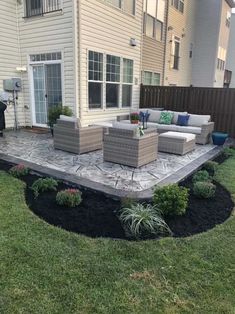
[139,111,150,122]
[177,114,190,126]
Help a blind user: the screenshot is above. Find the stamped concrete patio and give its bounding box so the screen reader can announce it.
[0,130,222,198]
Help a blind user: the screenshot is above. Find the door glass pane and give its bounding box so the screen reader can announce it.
[33,65,47,125]
[46,64,62,110]
[106,83,119,108]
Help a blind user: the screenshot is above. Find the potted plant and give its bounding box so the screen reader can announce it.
[47,105,73,136]
[130,112,140,124]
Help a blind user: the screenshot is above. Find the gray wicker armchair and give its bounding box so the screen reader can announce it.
[54,117,103,154]
[103,124,158,168]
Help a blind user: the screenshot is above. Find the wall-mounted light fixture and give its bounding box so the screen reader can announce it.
[16,66,27,73]
[130,38,137,47]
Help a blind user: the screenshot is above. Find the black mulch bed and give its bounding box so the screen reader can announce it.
[0,156,234,240]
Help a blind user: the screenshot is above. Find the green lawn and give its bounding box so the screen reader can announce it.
[0,155,235,314]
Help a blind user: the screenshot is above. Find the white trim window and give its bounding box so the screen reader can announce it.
[143,0,165,41]
[142,71,161,86]
[171,0,184,13]
[106,55,121,108]
[25,0,62,18]
[88,51,134,109]
[88,51,104,109]
[122,59,133,107]
[171,36,180,70]
[105,0,135,15]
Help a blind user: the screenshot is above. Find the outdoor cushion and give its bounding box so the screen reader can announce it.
[175,125,202,135]
[177,114,190,126]
[172,111,187,124]
[188,114,211,127]
[159,131,196,142]
[60,115,76,122]
[112,122,139,130]
[159,111,174,125]
[155,123,179,132]
[148,110,162,123]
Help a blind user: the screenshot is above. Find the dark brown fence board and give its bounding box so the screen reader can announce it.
[140,85,235,137]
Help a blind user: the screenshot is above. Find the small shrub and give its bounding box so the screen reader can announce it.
[9,164,29,178]
[192,170,211,183]
[56,189,82,207]
[119,203,172,239]
[203,161,219,176]
[193,181,216,199]
[121,197,137,209]
[31,178,58,198]
[222,147,235,158]
[153,184,189,217]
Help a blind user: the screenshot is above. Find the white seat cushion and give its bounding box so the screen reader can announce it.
[188,114,211,127]
[60,115,76,122]
[172,111,188,124]
[112,121,138,130]
[159,131,196,142]
[155,123,179,132]
[175,125,202,135]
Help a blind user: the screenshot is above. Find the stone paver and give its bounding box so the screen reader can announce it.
[0,130,221,197]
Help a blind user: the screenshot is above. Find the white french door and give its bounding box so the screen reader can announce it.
[31,63,62,126]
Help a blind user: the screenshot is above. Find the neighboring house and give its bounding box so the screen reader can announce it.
[0,0,143,128]
[164,0,196,86]
[141,0,168,86]
[225,13,235,87]
[191,0,234,87]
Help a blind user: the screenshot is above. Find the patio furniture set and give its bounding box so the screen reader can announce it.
[53,110,215,168]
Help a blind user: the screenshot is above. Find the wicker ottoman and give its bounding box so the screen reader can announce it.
[158,131,196,155]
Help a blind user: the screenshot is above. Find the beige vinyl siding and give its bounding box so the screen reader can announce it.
[78,0,143,126]
[16,0,75,126]
[0,1,24,128]
[226,14,235,87]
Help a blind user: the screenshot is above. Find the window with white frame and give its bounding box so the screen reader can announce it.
[88,51,134,109]
[105,0,135,15]
[25,0,62,17]
[171,0,184,13]
[122,59,133,107]
[88,51,103,109]
[143,0,165,41]
[142,71,161,86]
[106,55,121,108]
[171,36,180,70]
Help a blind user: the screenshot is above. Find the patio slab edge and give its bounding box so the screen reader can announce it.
[0,145,222,200]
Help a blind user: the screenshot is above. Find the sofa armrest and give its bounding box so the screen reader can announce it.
[201,122,214,136]
[117,114,130,122]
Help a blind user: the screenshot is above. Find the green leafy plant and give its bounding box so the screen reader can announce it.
[31,178,58,198]
[222,147,235,159]
[56,189,82,208]
[153,184,189,217]
[47,105,73,128]
[203,161,219,176]
[9,164,29,178]
[192,170,211,183]
[193,181,216,199]
[119,203,172,239]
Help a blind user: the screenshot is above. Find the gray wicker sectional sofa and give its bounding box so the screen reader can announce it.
[117,109,214,145]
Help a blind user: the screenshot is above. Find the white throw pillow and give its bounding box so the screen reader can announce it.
[172,111,188,125]
[148,110,162,123]
[112,122,139,130]
[188,114,211,127]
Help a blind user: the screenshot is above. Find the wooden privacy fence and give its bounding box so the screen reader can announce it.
[140,85,235,138]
